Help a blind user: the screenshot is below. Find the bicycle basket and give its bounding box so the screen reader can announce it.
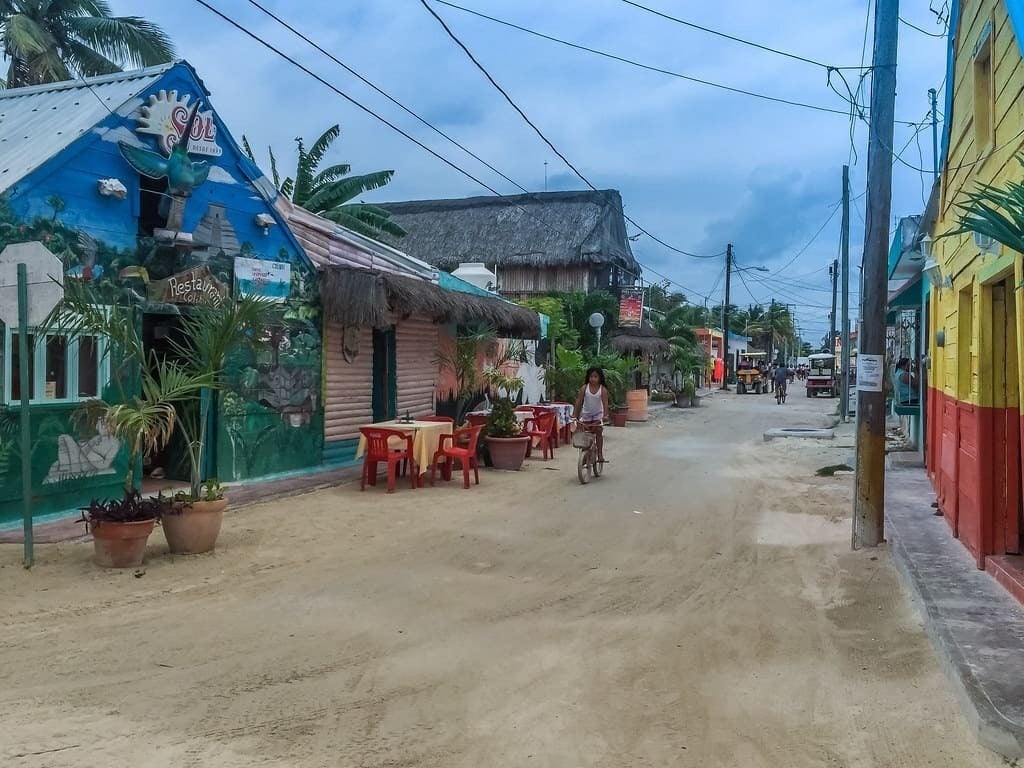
[572,430,595,449]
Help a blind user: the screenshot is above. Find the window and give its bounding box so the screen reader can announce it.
[4,327,107,405]
[973,22,994,157]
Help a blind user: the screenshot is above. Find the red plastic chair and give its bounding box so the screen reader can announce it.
[522,411,557,460]
[533,407,563,448]
[466,413,489,427]
[359,427,416,493]
[430,425,484,489]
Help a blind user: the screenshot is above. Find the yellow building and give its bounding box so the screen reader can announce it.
[926,0,1024,597]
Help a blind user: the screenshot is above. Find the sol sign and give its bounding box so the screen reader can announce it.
[136,90,222,157]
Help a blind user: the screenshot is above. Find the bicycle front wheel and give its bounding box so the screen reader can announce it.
[577,449,591,484]
[593,454,603,477]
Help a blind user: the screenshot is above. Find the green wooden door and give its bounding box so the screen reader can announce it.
[372,328,397,422]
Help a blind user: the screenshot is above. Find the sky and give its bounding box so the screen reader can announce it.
[110,0,950,346]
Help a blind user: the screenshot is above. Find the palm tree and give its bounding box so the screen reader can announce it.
[243,124,405,240]
[1,1,174,88]
[947,156,1024,252]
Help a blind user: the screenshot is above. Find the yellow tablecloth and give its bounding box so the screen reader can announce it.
[356,421,453,478]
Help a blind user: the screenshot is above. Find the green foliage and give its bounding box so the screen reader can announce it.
[518,296,578,350]
[485,397,521,439]
[435,328,524,424]
[79,491,162,524]
[1,1,175,88]
[682,378,696,399]
[542,346,586,403]
[243,124,405,240]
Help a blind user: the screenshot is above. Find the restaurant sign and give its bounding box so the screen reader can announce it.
[234,257,290,301]
[148,265,228,306]
[136,90,222,157]
[618,288,644,327]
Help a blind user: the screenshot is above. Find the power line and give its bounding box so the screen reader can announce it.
[767,201,843,275]
[618,0,867,70]
[432,0,864,119]
[420,0,716,259]
[196,0,721,270]
[190,0,503,194]
[899,15,948,37]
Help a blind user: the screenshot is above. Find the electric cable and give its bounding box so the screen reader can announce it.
[431,0,868,119]
[420,0,723,259]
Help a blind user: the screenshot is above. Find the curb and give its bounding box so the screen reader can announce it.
[889,530,1024,758]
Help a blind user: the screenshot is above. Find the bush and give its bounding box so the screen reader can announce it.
[486,397,521,438]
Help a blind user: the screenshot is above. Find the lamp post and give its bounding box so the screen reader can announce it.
[589,311,605,354]
[720,245,769,391]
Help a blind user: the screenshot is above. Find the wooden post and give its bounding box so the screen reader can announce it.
[18,263,33,567]
[841,165,851,423]
[854,0,899,549]
[720,244,733,390]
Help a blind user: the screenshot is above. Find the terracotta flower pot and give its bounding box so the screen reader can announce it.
[486,436,531,470]
[612,409,628,428]
[91,518,155,568]
[161,497,229,555]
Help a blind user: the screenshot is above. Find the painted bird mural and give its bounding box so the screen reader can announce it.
[118,101,211,197]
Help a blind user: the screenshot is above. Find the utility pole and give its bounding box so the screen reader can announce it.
[841,165,851,423]
[720,244,733,390]
[928,88,939,181]
[829,259,838,353]
[854,0,899,549]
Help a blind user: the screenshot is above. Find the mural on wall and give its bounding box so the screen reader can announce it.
[0,66,325,523]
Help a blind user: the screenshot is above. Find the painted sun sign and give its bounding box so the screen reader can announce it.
[136,90,222,157]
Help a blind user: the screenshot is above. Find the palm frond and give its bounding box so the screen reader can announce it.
[311,162,352,188]
[241,135,257,163]
[70,14,175,67]
[306,124,340,169]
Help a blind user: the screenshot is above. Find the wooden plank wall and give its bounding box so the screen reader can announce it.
[323,322,373,443]
[396,318,438,418]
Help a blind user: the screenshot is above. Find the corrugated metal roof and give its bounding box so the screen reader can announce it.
[0,63,173,194]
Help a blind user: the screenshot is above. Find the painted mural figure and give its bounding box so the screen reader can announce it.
[43,421,121,484]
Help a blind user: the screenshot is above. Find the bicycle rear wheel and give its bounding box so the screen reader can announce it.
[577,449,591,484]
[593,454,603,477]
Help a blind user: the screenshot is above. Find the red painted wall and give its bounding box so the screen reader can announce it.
[926,387,1022,568]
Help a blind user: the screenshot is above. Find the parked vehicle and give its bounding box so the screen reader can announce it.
[805,353,837,397]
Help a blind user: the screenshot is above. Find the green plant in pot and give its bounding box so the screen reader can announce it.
[485,397,530,470]
[157,295,282,554]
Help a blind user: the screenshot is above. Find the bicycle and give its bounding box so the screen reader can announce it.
[776,381,787,404]
[572,420,604,484]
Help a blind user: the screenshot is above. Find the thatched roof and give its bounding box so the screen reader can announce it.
[319,266,540,339]
[379,190,640,275]
[608,323,670,355]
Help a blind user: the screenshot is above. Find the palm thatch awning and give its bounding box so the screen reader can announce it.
[608,323,670,355]
[378,190,640,276]
[319,266,540,338]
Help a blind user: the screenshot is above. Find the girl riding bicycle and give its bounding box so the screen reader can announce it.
[573,366,609,463]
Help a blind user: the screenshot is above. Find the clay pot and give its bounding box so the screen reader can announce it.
[611,409,629,428]
[160,498,228,555]
[91,518,155,568]
[486,436,531,470]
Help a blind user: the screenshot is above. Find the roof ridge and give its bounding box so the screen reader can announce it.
[380,189,619,212]
[0,61,178,100]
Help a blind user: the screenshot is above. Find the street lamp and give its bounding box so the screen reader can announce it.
[589,311,605,353]
[720,246,768,391]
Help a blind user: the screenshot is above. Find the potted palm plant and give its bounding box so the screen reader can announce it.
[49,283,214,567]
[159,296,281,554]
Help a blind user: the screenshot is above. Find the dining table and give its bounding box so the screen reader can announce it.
[356,420,454,487]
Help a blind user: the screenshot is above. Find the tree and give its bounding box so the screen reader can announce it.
[243,125,405,240]
[1,1,174,88]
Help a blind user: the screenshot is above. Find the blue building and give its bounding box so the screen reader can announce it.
[0,62,322,524]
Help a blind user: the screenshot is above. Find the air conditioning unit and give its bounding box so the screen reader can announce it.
[973,231,999,254]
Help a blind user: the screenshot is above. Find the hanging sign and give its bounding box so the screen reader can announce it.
[618,288,643,327]
[856,353,884,392]
[234,257,291,301]
[136,90,222,157]
[148,265,228,306]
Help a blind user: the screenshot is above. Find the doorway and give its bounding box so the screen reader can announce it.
[991,279,1021,554]
[372,327,396,422]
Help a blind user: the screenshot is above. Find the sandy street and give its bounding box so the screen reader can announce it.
[0,383,1003,768]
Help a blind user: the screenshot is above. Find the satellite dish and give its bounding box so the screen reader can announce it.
[588,312,605,329]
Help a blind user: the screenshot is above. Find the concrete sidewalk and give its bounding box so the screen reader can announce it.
[886,462,1024,757]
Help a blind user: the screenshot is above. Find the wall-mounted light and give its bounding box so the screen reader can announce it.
[254,212,276,235]
[922,255,952,289]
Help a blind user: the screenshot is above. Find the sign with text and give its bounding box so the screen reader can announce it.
[234,257,290,301]
[618,288,643,327]
[856,353,884,392]
[136,90,222,157]
[148,265,228,306]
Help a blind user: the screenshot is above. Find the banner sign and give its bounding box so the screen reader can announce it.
[234,257,290,301]
[148,265,227,306]
[618,288,643,327]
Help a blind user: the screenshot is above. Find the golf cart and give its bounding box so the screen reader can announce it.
[736,351,767,394]
[806,353,836,397]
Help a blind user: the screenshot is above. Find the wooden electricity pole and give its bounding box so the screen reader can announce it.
[854,0,899,548]
[840,165,851,423]
[720,244,733,390]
